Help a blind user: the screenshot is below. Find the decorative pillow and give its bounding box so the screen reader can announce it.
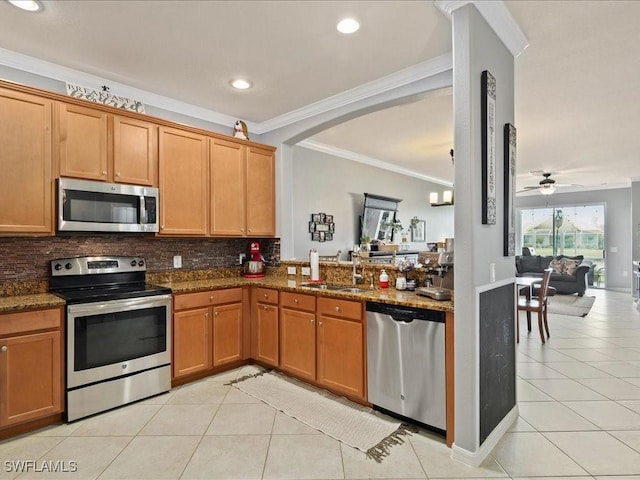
[549,258,564,274]
[562,258,581,276]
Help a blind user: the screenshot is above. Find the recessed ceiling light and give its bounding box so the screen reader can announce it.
[337,18,359,34]
[7,0,42,11]
[230,79,253,90]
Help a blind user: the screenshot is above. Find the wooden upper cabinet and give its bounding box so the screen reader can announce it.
[57,103,157,185]
[246,146,275,237]
[112,116,157,186]
[210,138,246,236]
[158,126,209,236]
[0,88,53,235]
[57,103,108,181]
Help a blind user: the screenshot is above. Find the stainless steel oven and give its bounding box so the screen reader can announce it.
[50,256,172,422]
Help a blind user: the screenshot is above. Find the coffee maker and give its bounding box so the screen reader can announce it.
[243,241,266,278]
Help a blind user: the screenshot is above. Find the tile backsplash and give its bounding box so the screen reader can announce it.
[0,235,280,293]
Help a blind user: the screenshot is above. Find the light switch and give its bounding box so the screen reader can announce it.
[287,266,297,275]
[301,267,311,276]
[173,255,182,268]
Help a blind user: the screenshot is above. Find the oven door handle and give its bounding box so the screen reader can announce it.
[67,294,172,316]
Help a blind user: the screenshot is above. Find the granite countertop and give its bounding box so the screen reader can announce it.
[0,293,65,314]
[0,275,453,314]
[159,276,454,313]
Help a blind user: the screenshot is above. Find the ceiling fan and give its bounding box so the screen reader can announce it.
[519,172,575,195]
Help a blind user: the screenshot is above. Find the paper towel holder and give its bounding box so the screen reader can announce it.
[309,213,335,242]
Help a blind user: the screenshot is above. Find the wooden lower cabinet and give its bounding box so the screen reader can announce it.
[173,307,211,378]
[212,303,242,367]
[0,308,63,428]
[172,288,243,380]
[280,307,316,382]
[278,292,365,401]
[252,288,279,367]
[317,314,364,399]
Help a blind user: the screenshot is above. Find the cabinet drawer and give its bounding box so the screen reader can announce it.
[317,297,362,321]
[174,288,243,310]
[280,292,315,312]
[256,288,278,305]
[0,308,61,337]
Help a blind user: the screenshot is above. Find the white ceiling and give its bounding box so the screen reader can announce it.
[0,0,638,193]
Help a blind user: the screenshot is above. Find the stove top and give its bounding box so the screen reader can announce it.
[49,256,171,304]
[52,283,172,304]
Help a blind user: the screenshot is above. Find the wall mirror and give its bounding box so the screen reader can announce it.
[360,193,402,243]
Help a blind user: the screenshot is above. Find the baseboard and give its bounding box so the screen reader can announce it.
[451,405,518,467]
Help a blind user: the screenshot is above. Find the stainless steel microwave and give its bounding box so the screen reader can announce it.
[57,177,159,233]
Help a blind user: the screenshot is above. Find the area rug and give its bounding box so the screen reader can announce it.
[547,294,596,317]
[226,370,415,462]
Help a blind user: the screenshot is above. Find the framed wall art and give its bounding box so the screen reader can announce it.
[504,123,516,256]
[481,70,497,225]
[411,220,426,242]
[309,213,334,242]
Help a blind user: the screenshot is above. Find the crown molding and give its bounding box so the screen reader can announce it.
[0,47,253,131]
[254,52,453,134]
[297,139,454,187]
[435,0,528,57]
[0,46,452,136]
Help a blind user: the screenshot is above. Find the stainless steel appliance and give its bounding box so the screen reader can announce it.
[57,177,159,233]
[366,301,446,434]
[49,256,172,421]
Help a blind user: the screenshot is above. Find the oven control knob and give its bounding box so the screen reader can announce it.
[130,260,137,267]
[65,263,72,270]
[138,260,144,267]
[54,263,62,271]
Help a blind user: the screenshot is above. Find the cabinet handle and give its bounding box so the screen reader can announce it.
[335,306,341,312]
[116,172,121,177]
[1,345,6,352]
[161,225,164,230]
[215,311,219,317]
[309,319,314,324]
[102,170,107,175]
[294,298,299,304]
[241,228,245,232]
[210,296,214,302]
[263,293,268,298]
[318,321,323,326]
[205,313,209,318]
[247,229,252,233]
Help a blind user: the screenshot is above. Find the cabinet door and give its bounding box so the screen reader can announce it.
[255,303,279,367]
[173,307,211,379]
[57,103,108,181]
[317,315,364,399]
[280,308,316,382]
[212,303,242,366]
[0,88,53,234]
[246,146,275,237]
[210,138,246,236]
[158,127,208,235]
[0,331,62,426]
[113,116,157,186]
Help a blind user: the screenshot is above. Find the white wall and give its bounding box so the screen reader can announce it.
[516,187,632,290]
[290,146,454,260]
[452,3,516,458]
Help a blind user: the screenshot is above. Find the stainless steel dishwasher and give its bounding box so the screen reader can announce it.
[366,301,446,433]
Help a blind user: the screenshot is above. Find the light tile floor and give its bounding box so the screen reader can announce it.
[2,289,640,479]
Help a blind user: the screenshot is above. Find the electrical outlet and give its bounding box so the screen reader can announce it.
[287,266,297,275]
[623,270,628,277]
[238,253,246,265]
[173,255,182,268]
[301,267,311,276]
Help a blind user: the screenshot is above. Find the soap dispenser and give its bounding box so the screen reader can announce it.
[379,269,389,289]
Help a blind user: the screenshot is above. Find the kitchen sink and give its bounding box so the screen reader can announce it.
[300,283,368,294]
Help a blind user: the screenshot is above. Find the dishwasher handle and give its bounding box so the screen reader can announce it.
[366,301,445,323]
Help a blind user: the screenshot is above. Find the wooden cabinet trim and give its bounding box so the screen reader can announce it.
[317,297,362,321]
[174,288,243,311]
[0,308,61,337]
[280,292,316,312]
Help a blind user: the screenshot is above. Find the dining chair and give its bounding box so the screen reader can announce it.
[517,268,552,343]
